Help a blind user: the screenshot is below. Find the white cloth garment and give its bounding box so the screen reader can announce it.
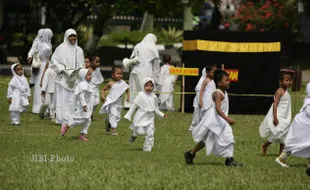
[40,67,56,118]
[127,34,160,107]
[124,77,164,151]
[39,93,55,119]
[51,29,84,124]
[90,68,104,106]
[192,89,234,157]
[99,80,129,128]
[284,83,310,158]
[158,64,177,111]
[41,68,56,93]
[31,29,53,113]
[28,29,44,59]
[259,90,292,143]
[7,64,31,124]
[69,118,91,134]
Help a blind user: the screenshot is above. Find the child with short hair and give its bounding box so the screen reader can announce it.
[158,54,177,111]
[189,64,217,132]
[125,77,167,152]
[275,82,310,168]
[61,69,94,140]
[185,70,242,167]
[99,65,129,136]
[90,55,104,116]
[260,71,292,156]
[7,63,31,125]
[39,62,57,120]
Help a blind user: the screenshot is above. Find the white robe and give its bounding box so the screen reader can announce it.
[7,64,31,124]
[90,68,104,106]
[192,89,234,157]
[31,29,53,113]
[259,90,292,143]
[50,29,84,124]
[28,29,43,85]
[158,64,177,111]
[99,80,128,128]
[284,85,310,158]
[127,34,160,107]
[40,68,56,118]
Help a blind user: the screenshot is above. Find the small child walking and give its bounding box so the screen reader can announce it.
[260,71,292,156]
[158,54,177,111]
[99,66,129,136]
[124,77,167,152]
[39,62,57,120]
[189,64,217,132]
[7,63,31,125]
[90,55,104,116]
[275,82,310,168]
[61,68,94,140]
[184,70,242,167]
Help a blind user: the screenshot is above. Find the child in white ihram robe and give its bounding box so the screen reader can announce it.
[259,71,292,156]
[61,69,94,141]
[276,83,310,168]
[99,68,129,136]
[158,59,177,111]
[90,57,104,114]
[39,64,56,120]
[125,77,167,152]
[7,63,31,125]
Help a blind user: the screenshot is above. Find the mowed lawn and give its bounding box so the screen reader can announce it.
[0,76,309,189]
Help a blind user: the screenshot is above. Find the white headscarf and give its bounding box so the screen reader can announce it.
[40,28,53,49]
[301,83,310,112]
[133,77,158,111]
[9,63,30,94]
[75,69,91,95]
[27,29,44,58]
[51,28,84,70]
[195,67,206,92]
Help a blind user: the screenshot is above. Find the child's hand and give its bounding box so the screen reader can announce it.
[163,114,168,118]
[126,96,130,102]
[8,98,12,105]
[41,91,46,97]
[227,118,236,125]
[83,105,87,112]
[199,101,203,108]
[273,117,279,126]
[101,96,106,103]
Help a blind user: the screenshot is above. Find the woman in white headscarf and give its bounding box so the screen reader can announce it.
[125,33,160,108]
[276,83,310,167]
[50,29,85,124]
[27,29,44,86]
[31,28,53,114]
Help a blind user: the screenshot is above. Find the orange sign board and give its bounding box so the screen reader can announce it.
[170,68,199,76]
[225,69,239,82]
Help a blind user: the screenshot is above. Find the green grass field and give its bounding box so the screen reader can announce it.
[0,77,309,189]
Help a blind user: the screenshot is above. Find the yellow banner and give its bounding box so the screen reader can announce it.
[170,68,199,76]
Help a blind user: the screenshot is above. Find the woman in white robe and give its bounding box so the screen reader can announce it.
[31,28,53,113]
[125,33,160,108]
[276,83,310,167]
[50,29,85,124]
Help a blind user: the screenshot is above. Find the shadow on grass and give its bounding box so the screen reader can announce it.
[194,161,224,166]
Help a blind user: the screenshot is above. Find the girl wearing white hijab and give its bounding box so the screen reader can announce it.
[7,63,31,125]
[125,33,160,108]
[124,77,167,152]
[50,29,85,124]
[276,83,310,168]
[61,68,94,141]
[30,28,53,114]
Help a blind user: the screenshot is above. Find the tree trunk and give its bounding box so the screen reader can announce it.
[183,5,193,30]
[140,12,154,32]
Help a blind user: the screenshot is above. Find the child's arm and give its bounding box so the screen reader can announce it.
[273,88,284,126]
[40,62,49,87]
[78,91,88,112]
[7,85,13,104]
[155,108,167,118]
[199,78,211,108]
[124,103,138,121]
[213,91,236,125]
[41,69,49,97]
[125,88,130,102]
[101,82,112,102]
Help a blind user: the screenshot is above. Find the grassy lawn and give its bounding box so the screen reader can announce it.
[0,76,309,189]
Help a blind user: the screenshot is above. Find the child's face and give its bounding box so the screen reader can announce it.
[85,58,91,69]
[14,65,23,76]
[208,67,217,79]
[94,56,100,67]
[217,75,230,89]
[112,68,123,81]
[280,74,292,88]
[144,81,154,93]
[85,70,92,82]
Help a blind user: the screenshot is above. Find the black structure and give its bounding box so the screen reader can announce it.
[182,31,281,114]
